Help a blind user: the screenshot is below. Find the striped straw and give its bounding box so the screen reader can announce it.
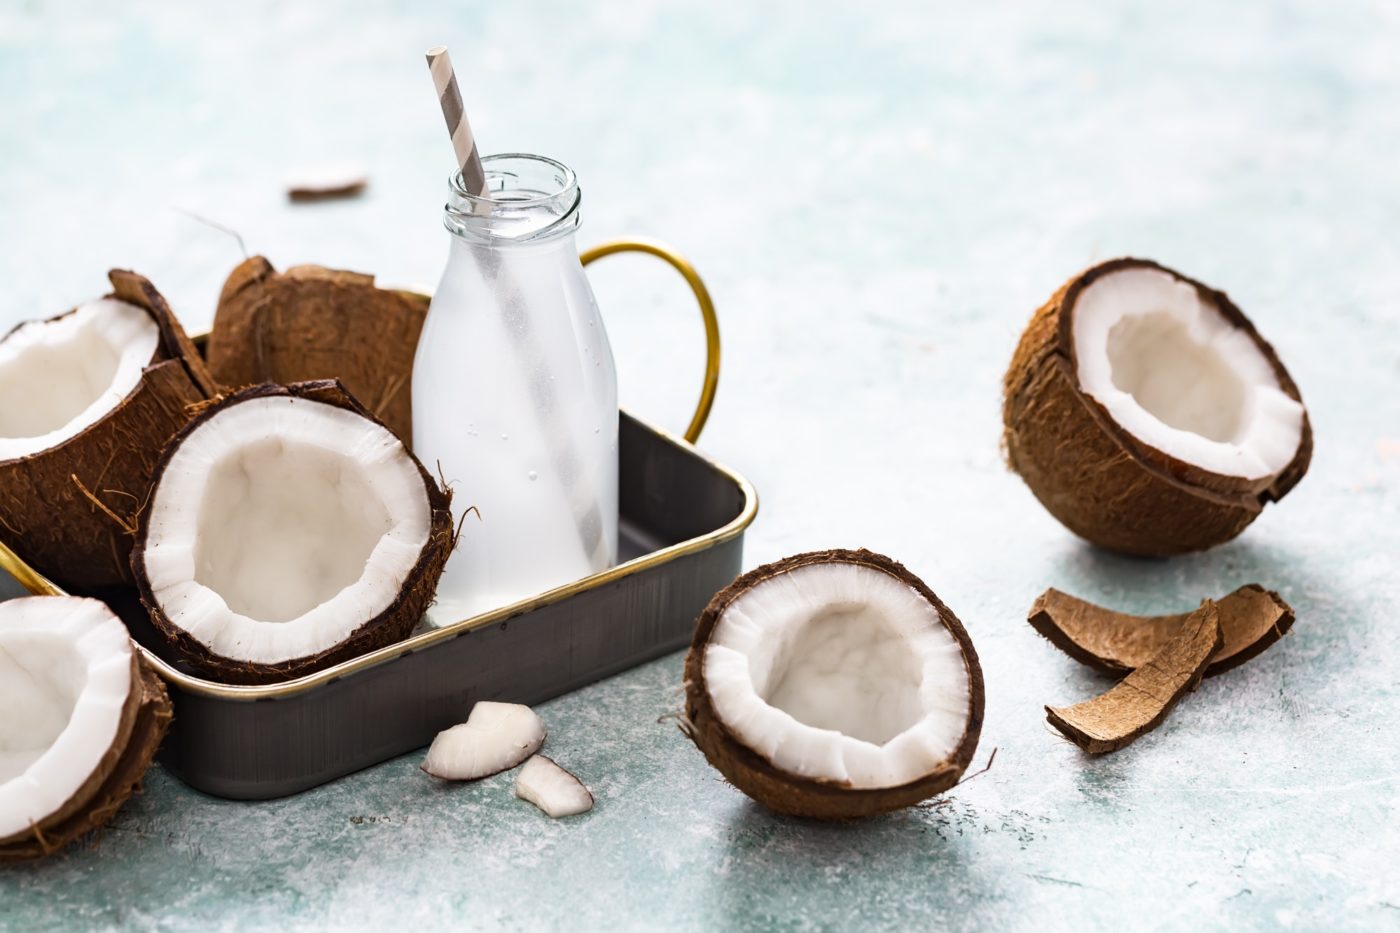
[426,46,488,197]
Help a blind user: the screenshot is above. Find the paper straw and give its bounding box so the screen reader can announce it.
[426,46,488,197]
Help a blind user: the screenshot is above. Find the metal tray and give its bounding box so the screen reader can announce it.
[0,238,756,799]
[1,412,756,799]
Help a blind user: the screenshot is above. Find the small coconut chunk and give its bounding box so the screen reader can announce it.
[286,165,369,202]
[514,756,593,818]
[421,702,546,781]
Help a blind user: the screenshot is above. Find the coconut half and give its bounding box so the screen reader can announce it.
[1004,258,1312,555]
[131,381,453,684]
[0,596,171,862]
[684,549,984,820]
[0,270,216,591]
[207,257,429,445]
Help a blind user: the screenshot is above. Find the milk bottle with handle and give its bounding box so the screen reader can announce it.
[412,153,619,623]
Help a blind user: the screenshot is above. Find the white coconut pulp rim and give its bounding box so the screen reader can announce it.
[0,597,133,840]
[0,299,158,461]
[140,396,432,665]
[1072,267,1304,480]
[704,562,971,790]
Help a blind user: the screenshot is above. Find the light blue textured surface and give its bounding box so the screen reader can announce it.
[2,1,1399,930]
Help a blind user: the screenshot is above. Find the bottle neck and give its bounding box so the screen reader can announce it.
[442,153,582,248]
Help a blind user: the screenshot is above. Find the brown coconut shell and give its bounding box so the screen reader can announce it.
[1029,584,1294,678]
[0,654,172,862]
[684,549,985,820]
[206,256,429,445]
[0,271,217,592]
[1045,600,1221,755]
[1003,258,1313,556]
[129,380,454,685]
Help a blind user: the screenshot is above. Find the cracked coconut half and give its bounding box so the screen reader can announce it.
[1004,258,1312,555]
[0,596,171,862]
[0,271,216,591]
[131,381,452,684]
[684,549,984,820]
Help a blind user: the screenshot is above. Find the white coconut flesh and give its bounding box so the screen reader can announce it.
[0,597,134,841]
[1072,267,1304,479]
[0,299,158,461]
[515,756,593,817]
[703,562,971,790]
[422,702,546,781]
[139,396,432,665]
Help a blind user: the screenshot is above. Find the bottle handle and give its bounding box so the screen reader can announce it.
[579,238,720,445]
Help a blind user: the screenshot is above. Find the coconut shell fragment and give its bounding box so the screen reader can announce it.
[1045,601,1221,755]
[1002,258,1312,556]
[1029,584,1294,678]
[206,257,429,444]
[0,271,217,592]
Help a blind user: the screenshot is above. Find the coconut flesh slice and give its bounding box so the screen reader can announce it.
[0,270,216,591]
[422,702,546,781]
[1004,258,1312,556]
[515,756,593,817]
[685,550,985,820]
[0,596,171,862]
[132,381,452,684]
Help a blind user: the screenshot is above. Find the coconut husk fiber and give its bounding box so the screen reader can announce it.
[1029,584,1294,678]
[684,549,985,820]
[1002,257,1313,556]
[0,271,217,592]
[0,656,172,862]
[1045,600,1221,755]
[206,257,429,445]
[130,380,454,685]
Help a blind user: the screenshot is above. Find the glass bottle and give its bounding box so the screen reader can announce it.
[412,153,618,623]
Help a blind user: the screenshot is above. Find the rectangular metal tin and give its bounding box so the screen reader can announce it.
[0,412,756,799]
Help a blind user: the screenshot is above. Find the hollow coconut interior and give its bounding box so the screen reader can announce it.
[0,299,158,461]
[0,597,133,841]
[140,397,432,665]
[703,562,971,790]
[1071,266,1303,479]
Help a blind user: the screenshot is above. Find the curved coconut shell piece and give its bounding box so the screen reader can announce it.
[206,256,429,445]
[1045,600,1221,755]
[1003,258,1313,556]
[0,270,217,592]
[130,380,454,685]
[1029,584,1294,678]
[684,549,985,820]
[0,656,172,862]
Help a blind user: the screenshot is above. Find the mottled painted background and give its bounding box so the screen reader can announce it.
[2,1,1398,929]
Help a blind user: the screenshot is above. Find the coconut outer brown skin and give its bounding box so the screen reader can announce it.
[684,549,986,820]
[1045,600,1222,755]
[1003,258,1313,556]
[129,380,454,686]
[0,653,173,862]
[206,256,430,446]
[0,270,218,592]
[1028,584,1294,678]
